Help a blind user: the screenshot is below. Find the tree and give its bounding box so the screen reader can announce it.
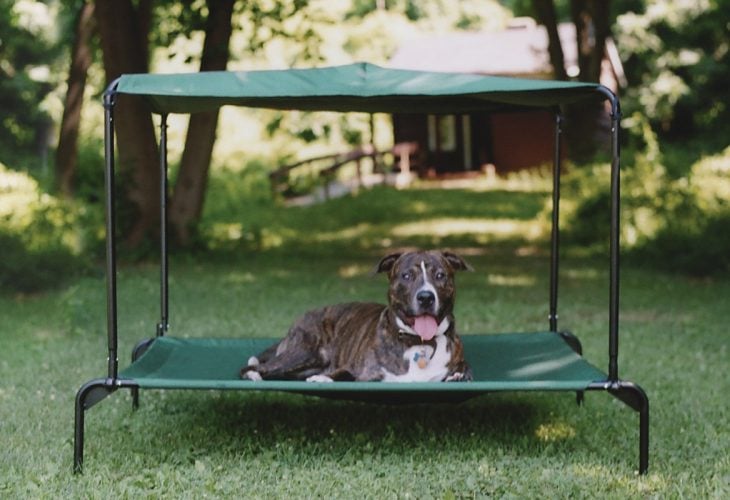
[616,0,730,149]
[169,0,235,246]
[94,0,160,247]
[531,0,614,161]
[55,1,96,197]
[571,0,611,83]
[167,0,324,246]
[532,0,568,80]
[0,0,59,168]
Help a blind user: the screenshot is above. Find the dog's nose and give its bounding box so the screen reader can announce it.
[416,290,435,308]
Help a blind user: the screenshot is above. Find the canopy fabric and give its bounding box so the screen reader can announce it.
[114,62,605,114]
[119,332,607,402]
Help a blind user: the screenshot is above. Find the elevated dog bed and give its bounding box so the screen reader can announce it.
[74,63,648,474]
[120,333,605,396]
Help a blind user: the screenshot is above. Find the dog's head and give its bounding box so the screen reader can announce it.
[376,250,472,341]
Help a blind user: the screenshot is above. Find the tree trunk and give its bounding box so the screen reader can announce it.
[169,0,235,246]
[95,0,159,247]
[55,1,95,197]
[533,0,568,81]
[571,0,611,83]
[565,0,613,162]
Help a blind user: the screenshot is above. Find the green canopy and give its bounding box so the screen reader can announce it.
[114,62,606,114]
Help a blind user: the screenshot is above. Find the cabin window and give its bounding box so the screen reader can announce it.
[462,114,473,170]
[427,114,456,152]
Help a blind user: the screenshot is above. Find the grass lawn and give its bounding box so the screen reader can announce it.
[1,183,728,498]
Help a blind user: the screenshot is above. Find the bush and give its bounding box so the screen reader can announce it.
[561,157,666,251]
[635,146,730,276]
[0,230,84,293]
[640,213,730,276]
[561,136,730,276]
[0,163,87,293]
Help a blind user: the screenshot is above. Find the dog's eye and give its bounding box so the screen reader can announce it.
[435,271,446,281]
[401,271,413,281]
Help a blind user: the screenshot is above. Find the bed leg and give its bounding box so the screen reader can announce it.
[130,338,154,411]
[558,332,585,407]
[74,379,115,473]
[131,388,140,410]
[639,392,649,474]
[74,390,86,473]
[607,382,650,475]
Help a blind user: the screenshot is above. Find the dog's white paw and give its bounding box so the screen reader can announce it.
[445,372,466,382]
[306,374,334,383]
[242,370,262,381]
[247,356,260,367]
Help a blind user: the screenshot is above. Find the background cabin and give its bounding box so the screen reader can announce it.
[388,19,625,176]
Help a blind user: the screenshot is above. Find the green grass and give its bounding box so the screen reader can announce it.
[1,184,728,498]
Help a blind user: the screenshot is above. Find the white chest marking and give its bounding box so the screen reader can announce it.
[382,335,451,382]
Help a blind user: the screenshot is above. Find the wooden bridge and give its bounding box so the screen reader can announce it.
[269,142,419,203]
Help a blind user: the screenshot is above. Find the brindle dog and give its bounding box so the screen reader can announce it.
[240,250,472,382]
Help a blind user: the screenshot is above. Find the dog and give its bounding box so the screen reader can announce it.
[240,250,473,383]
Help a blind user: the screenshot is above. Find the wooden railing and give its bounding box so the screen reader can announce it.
[269,142,419,199]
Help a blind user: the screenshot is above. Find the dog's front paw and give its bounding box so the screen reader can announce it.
[445,371,471,382]
[241,369,262,381]
[306,374,334,383]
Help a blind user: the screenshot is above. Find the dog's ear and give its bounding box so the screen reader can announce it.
[373,252,402,274]
[442,251,474,272]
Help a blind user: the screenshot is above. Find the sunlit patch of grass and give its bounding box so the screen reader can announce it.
[222,271,257,285]
[535,421,577,442]
[487,273,537,287]
[315,222,372,242]
[392,218,543,240]
[337,263,372,278]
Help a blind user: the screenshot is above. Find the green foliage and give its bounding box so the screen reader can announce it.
[562,122,730,276]
[616,0,730,145]
[561,145,666,252]
[639,213,730,276]
[154,0,326,67]
[72,134,106,205]
[634,146,730,275]
[0,0,62,168]
[0,230,84,294]
[0,163,88,293]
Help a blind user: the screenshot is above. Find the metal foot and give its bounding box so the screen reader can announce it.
[74,379,116,473]
[593,381,650,474]
[610,382,649,474]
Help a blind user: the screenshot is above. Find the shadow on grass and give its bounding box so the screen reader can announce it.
[116,390,576,465]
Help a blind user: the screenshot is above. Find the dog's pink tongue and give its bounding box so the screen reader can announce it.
[413,315,438,341]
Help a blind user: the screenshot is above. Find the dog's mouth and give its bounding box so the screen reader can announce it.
[404,314,440,342]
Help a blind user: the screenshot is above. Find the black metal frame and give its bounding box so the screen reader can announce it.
[73,82,648,475]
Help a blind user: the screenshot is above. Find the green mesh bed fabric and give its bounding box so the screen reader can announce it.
[119,332,607,401]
